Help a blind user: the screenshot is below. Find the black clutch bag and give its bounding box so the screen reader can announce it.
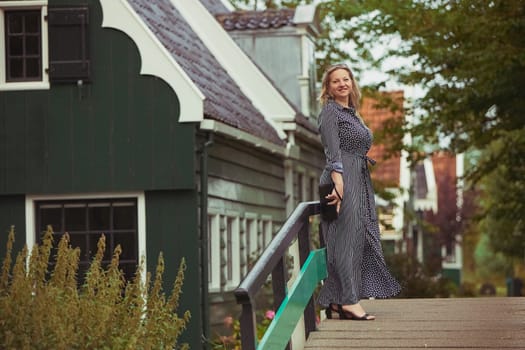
[319,183,338,222]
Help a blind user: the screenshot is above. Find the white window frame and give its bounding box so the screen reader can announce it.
[260,215,273,249]
[244,213,259,259]
[223,212,240,290]
[0,0,50,91]
[208,211,221,292]
[25,192,147,281]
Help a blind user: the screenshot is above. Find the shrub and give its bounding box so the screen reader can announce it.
[212,309,275,350]
[385,252,455,298]
[0,226,190,350]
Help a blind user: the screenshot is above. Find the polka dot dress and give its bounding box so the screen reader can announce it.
[317,100,401,307]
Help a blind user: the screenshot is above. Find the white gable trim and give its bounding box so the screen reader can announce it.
[99,0,204,123]
[174,0,294,139]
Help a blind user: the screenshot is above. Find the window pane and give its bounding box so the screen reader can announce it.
[25,13,40,33]
[8,59,24,79]
[114,232,137,261]
[64,205,86,232]
[26,58,40,78]
[26,36,40,55]
[7,13,23,34]
[8,37,23,56]
[113,204,136,230]
[89,205,110,231]
[40,206,62,233]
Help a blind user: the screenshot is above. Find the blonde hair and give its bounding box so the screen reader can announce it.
[319,64,361,109]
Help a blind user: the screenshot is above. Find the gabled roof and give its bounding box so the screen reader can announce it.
[101,0,285,146]
[127,0,284,145]
[177,1,297,135]
[207,3,320,137]
[216,9,295,31]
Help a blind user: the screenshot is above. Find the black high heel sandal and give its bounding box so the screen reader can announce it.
[338,304,375,321]
[325,303,339,319]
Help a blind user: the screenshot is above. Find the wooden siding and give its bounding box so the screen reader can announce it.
[292,136,324,206]
[0,195,26,255]
[0,1,202,347]
[145,189,200,347]
[205,136,286,220]
[0,0,195,195]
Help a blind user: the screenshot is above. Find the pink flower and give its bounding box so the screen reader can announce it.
[223,316,234,328]
[265,310,275,320]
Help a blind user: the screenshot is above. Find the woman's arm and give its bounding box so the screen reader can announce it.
[319,105,344,212]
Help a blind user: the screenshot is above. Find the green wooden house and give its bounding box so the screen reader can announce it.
[0,0,323,346]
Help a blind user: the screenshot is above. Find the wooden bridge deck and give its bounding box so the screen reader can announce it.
[304,297,525,349]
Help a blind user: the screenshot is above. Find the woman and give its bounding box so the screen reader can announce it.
[317,63,401,320]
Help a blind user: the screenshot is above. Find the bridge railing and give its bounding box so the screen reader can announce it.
[233,201,327,350]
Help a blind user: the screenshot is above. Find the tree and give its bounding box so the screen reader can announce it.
[479,134,525,259]
[227,0,525,259]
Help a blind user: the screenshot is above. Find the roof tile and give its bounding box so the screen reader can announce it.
[127,0,284,145]
[216,8,295,31]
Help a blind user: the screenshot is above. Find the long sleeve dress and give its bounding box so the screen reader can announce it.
[317,100,401,307]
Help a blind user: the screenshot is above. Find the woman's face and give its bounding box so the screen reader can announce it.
[328,68,352,105]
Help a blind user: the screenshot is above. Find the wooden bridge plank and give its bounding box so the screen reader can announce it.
[304,297,525,349]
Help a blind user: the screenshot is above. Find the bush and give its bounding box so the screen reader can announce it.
[385,252,456,298]
[0,226,190,350]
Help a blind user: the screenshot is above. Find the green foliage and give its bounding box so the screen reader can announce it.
[478,130,525,259]
[385,252,456,298]
[0,226,190,350]
[315,0,525,257]
[474,232,511,280]
[314,0,525,165]
[211,309,275,350]
[227,0,525,266]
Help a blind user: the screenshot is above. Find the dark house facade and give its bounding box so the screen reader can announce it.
[0,0,324,346]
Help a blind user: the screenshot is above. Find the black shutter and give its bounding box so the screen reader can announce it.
[48,6,90,83]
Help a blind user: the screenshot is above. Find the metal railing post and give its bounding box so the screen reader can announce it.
[272,257,287,311]
[239,302,257,350]
[298,218,317,336]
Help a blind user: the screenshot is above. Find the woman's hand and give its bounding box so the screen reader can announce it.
[326,185,343,213]
[327,171,344,213]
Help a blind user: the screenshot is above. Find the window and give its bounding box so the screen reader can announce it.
[260,216,273,248]
[35,198,138,282]
[0,0,49,90]
[207,213,221,291]
[224,215,240,290]
[5,10,42,82]
[0,2,90,90]
[208,211,273,292]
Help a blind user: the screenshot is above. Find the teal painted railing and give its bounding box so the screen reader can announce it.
[234,201,326,350]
